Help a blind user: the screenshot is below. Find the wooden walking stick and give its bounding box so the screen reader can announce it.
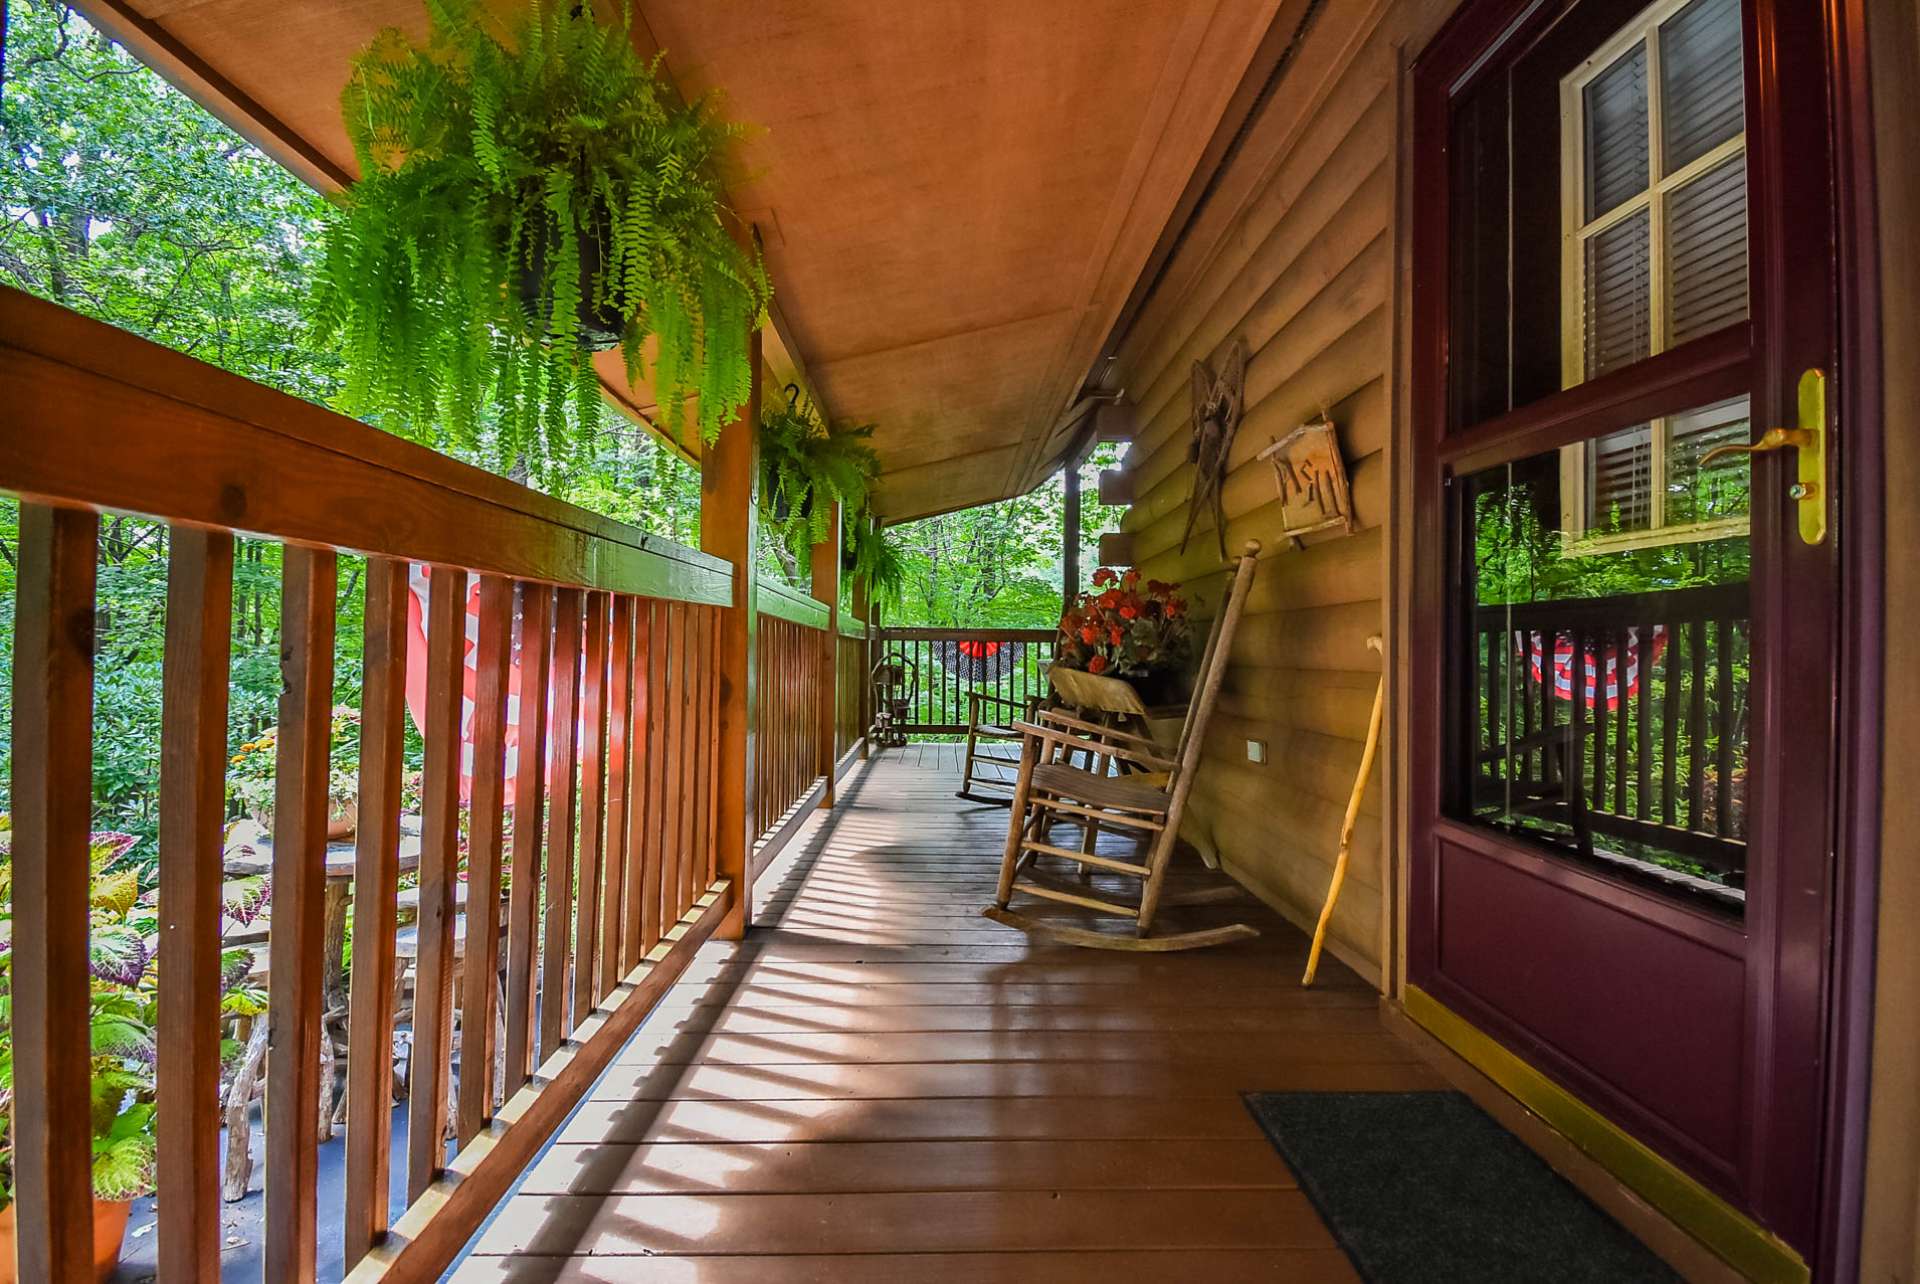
[1303,635,1385,986]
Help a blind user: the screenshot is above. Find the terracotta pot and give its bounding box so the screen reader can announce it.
[326,791,357,841]
[0,1196,132,1283]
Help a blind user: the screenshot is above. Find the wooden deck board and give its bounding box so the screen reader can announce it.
[471,747,1435,1275]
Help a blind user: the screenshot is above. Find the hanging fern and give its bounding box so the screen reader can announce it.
[845,512,907,614]
[758,385,880,565]
[312,0,770,482]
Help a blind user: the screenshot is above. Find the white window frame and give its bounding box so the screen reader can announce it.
[1557,0,1748,554]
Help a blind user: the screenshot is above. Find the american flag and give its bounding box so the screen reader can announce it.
[1521,625,1667,712]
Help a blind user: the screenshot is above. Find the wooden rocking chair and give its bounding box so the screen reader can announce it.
[956,690,1046,804]
[985,540,1261,950]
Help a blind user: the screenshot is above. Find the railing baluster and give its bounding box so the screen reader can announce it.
[265,544,337,1282]
[155,527,233,1282]
[1484,627,1501,773]
[690,606,714,897]
[691,602,714,909]
[409,567,467,1201]
[1514,628,1532,789]
[639,600,669,954]
[1613,626,1629,815]
[1663,618,1684,828]
[503,583,552,1095]
[1567,628,1587,828]
[1689,616,1709,828]
[457,575,514,1143]
[342,556,408,1263]
[1715,617,1737,837]
[1593,628,1610,808]
[541,588,584,1060]
[627,600,653,963]
[663,602,687,920]
[1636,620,1653,821]
[600,596,634,997]
[10,505,99,1283]
[709,608,724,882]
[574,591,611,1020]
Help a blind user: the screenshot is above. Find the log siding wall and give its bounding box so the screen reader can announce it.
[1111,0,1453,984]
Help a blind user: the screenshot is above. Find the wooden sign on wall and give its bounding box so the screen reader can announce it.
[1255,416,1354,547]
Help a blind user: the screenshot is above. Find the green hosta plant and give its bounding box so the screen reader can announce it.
[0,819,269,1209]
[312,0,770,481]
[759,386,880,564]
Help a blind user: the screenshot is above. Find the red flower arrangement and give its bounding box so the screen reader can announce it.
[1055,567,1190,678]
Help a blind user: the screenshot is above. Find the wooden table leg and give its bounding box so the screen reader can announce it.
[318,879,351,1142]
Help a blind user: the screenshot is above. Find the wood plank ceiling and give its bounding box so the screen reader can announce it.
[82,0,1282,520]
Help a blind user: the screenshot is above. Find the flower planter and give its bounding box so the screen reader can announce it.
[246,789,356,841]
[0,1196,133,1283]
[327,790,358,841]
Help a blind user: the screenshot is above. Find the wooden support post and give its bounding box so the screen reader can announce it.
[10,505,99,1283]
[701,321,762,938]
[1063,455,1082,603]
[157,527,233,1282]
[850,516,873,758]
[810,500,841,805]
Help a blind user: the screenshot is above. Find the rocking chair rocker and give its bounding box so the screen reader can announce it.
[985,540,1261,950]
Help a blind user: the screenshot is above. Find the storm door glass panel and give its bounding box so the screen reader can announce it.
[1461,401,1750,915]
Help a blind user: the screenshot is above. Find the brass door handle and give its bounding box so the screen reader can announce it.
[1700,426,1811,467]
[1698,369,1828,546]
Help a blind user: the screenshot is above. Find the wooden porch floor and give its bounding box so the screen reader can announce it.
[453,744,1445,1281]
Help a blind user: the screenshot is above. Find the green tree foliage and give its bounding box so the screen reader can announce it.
[885,445,1124,628]
[0,0,343,399]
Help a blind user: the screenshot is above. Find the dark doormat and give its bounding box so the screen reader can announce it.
[1244,1091,1682,1284]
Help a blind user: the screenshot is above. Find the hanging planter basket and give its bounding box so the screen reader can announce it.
[517,221,627,352]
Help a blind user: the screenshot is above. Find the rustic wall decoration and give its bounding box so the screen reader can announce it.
[1255,415,1354,547]
[1180,339,1248,561]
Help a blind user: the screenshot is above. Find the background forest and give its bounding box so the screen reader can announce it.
[0,0,1111,846]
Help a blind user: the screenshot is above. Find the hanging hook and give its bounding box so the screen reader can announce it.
[784,383,801,414]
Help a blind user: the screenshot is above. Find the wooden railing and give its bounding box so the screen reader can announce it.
[835,619,870,760]
[751,579,832,877]
[1471,581,1749,881]
[873,627,1058,736]
[0,286,737,1282]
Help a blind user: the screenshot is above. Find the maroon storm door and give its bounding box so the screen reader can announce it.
[1407,0,1869,1265]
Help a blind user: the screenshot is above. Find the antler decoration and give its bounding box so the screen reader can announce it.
[1180,339,1248,561]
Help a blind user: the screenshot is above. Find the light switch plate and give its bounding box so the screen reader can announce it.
[1246,739,1268,765]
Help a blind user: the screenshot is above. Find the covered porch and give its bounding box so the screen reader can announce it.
[1,0,1915,1280]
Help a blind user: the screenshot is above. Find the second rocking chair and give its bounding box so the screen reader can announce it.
[985,540,1261,950]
